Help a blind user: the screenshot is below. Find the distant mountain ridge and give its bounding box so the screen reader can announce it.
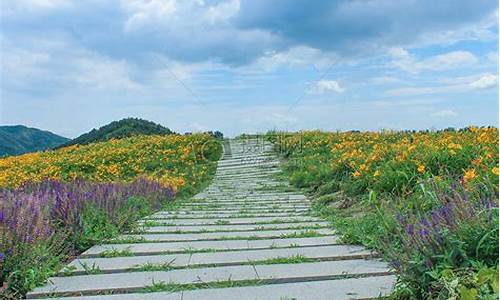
[0,125,69,157]
[59,118,174,147]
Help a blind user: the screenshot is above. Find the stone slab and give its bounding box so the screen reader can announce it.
[140,221,329,233]
[117,228,335,242]
[145,212,310,220]
[82,236,341,257]
[138,216,322,226]
[152,208,310,216]
[29,260,391,298]
[55,276,396,300]
[67,245,375,274]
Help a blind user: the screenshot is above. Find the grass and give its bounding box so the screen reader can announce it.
[141,279,266,294]
[100,248,134,258]
[214,220,230,225]
[106,236,147,244]
[256,254,317,265]
[131,261,176,272]
[78,262,102,275]
[128,224,327,235]
[91,241,328,258]
[279,230,323,239]
[120,255,320,275]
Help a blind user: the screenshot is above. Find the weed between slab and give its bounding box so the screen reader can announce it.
[130,224,327,234]
[106,230,328,244]
[59,255,327,277]
[79,242,345,261]
[46,272,391,297]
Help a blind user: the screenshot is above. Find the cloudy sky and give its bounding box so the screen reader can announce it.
[1,0,498,137]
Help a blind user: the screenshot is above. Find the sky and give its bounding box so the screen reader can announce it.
[0,0,498,138]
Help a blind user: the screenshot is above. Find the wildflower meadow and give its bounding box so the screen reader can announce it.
[268,127,499,299]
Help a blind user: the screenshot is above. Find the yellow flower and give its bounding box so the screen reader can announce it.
[492,167,499,176]
[463,169,476,183]
[352,171,361,178]
[417,165,426,174]
[373,170,381,177]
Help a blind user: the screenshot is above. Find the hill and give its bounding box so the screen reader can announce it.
[0,125,69,157]
[60,118,173,147]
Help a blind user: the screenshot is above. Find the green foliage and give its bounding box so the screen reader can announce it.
[1,240,65,298]
[0,125,69,157]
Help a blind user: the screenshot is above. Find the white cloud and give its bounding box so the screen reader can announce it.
[388,47,411,59]
[386,72,498,97]
[3,0,71,10]
[469,73,498,89]
[204,0,240,24]
[122,0,177,32]
[371,76,402,85]
[389,48,478,73]
[416,9,498,47]
[373,98,441,107]
[243,46,337,73]
[420,51,477,70]
[431,110,459,117]
[71,53,142,91]
[313,80,345,93]
[2,36,142,92]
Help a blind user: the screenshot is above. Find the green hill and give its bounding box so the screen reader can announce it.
[0,125,69,157]
[60,118,174,147]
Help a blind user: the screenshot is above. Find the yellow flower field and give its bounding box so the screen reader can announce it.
[0,133,221,193]
[271,127,498,195]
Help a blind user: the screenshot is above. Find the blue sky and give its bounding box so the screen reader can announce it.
[1,0,498,138]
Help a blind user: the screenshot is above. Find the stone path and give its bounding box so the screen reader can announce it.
[28,139,395,299]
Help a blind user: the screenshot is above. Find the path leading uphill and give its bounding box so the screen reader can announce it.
[28,139,395,300]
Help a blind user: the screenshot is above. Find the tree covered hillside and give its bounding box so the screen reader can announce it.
[0,125,69,157]
[60,118,173,147]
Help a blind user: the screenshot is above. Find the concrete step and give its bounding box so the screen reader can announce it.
[180,203,310,209]
[188,200,310,206]
[81,236,341,257]
[138,216,322,226]
[65,245,377,275]
[139,221,328,233]
[151,208,310,216]
[28,260,391,298]
[144,212,311,220]
[116,228,335,243]
[54,276,396,300]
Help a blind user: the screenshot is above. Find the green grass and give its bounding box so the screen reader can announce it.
[214,219,230,225]
[279,230,323,239]
[126,224,326,235]
[100,248,134,258]
[256,254,317,265]
[141,279,266,293]
[131,261,176,272]
[92,241,324,258]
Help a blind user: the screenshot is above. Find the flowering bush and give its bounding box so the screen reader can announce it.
[390,183,498,299]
